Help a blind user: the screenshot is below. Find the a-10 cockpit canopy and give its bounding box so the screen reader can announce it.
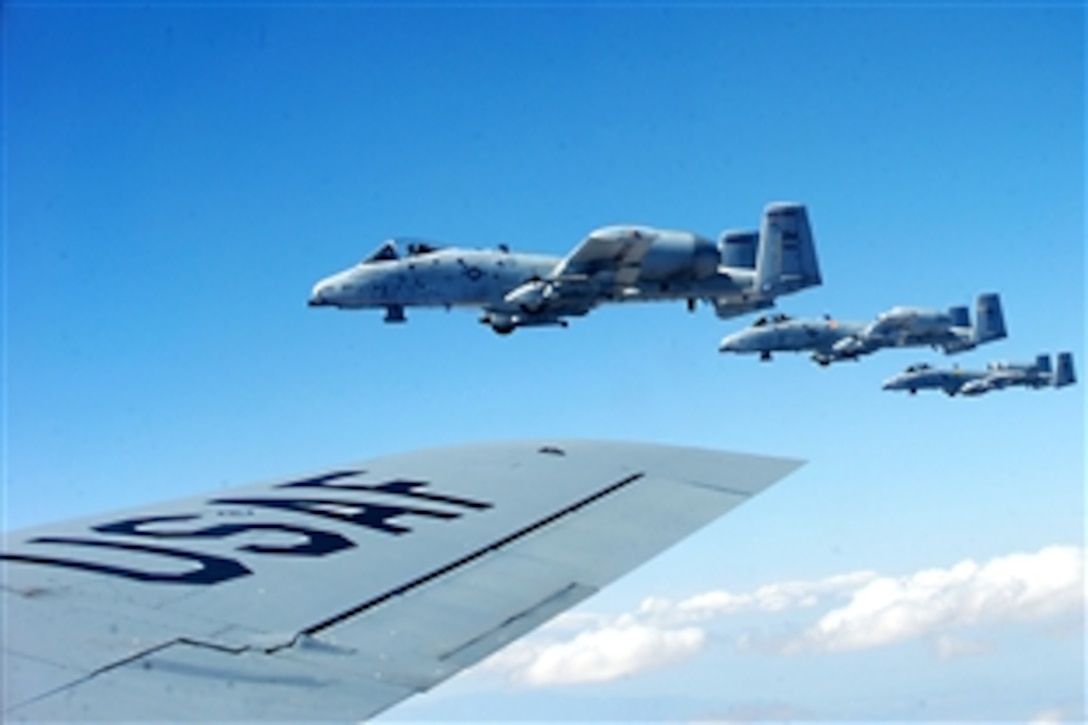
[751,313,792,327]
[361,238,446,265]
[903,363,933,374]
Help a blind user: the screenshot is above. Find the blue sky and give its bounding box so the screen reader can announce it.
[5,3,1084,721]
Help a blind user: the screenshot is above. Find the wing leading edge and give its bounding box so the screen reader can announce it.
[2,439,801,721]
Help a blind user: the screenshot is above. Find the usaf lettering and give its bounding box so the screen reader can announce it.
[0,471,492,586]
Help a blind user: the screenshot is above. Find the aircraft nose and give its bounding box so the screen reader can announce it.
[719,332,755,353]
[718,335,741,352]
[308,280,335,307]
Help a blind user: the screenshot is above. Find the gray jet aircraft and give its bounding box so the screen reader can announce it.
[718,313,865,362]
[718,293,1007,365]
[882,352,1076,396]
[309,202,821,334]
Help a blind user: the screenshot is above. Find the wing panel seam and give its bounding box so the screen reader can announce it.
[674,478,755,497]
[437,581,587,663]
[295,472,645,640]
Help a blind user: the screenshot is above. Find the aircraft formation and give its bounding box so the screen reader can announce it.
[716,292,1075,397]
[4,203,1076,721]
[309,201,1075,399]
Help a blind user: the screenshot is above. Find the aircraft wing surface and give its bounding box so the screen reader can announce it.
[2,439,800,721]
[556,230,655,287]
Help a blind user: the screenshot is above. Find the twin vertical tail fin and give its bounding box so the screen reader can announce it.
[753,202,821,297]
[1054,352,1076,388]
[1034,354,1053,375]
[973,293,1007,344]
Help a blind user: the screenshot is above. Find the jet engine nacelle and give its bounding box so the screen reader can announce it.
[719,230,758,270]
[638,233,720,282]
[948,305,970,329]
[868,307,953,339]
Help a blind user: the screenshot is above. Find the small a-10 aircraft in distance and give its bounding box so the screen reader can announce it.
[882,352,1076,396]
[309,203,821,334]
[718,293,1006,365]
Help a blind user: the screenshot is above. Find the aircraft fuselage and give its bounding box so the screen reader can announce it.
[719,319,865,355]
[310,248,766,312]
[310,249,560,310]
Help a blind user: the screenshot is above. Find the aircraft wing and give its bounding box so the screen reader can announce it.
[555,228,656,288]
[2,439,800,721]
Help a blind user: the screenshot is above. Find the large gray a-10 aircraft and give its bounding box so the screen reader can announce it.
[309,202,821,334]
[718,293,1006,365]
[1,440,800,720]
[882,352,1076,396]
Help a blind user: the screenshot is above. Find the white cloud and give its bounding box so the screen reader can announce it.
[481,568,876,686]
[1030,707,1076,724]
[933,634,993,660]
[638,569,877,624]
[785,545,1084,654]
[480,545,1084,687]
[486,622,706,686]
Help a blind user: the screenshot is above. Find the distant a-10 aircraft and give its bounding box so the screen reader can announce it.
[309,203,821,334]
[882,352,1076,396]
[718,293,1006,365]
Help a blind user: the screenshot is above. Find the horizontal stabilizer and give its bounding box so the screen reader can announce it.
[712,298,773,320]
